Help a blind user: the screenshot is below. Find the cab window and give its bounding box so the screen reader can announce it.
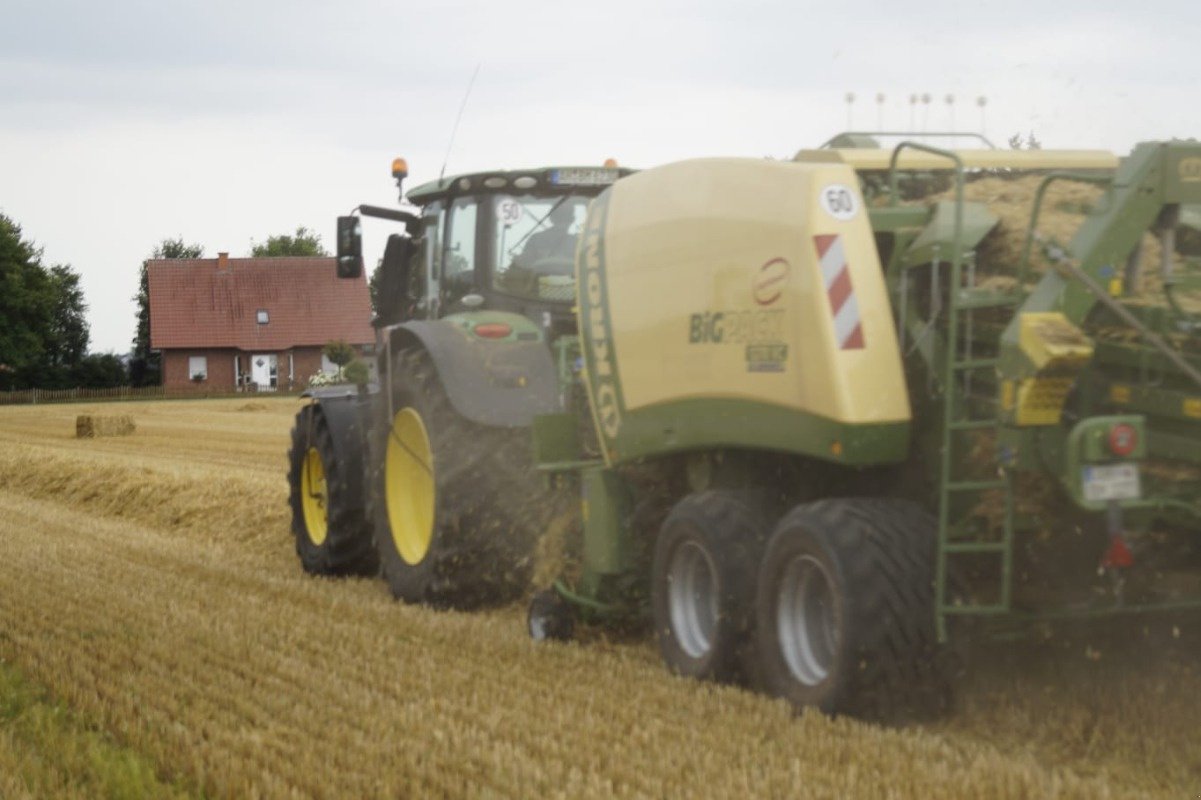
[492,195,589,300]
[444,197,477,305]
[421,201,444,317]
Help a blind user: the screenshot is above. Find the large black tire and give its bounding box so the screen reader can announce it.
[527,588,574,642]
[286,404,377,576]
[752,498,948,721]
[651,491,767,683]
[371,349,543,608]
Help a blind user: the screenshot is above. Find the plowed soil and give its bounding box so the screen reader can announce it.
[0,399,1198,798]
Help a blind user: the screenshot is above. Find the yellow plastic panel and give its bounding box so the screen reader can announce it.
[1016,377,1076,426]
[1018,312,1094,370]
[597,158,909,426]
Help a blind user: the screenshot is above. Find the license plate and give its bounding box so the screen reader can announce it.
[1082,463,1141,502]
[549,167,619,186]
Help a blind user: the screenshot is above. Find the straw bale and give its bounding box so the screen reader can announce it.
[75,414,135,438]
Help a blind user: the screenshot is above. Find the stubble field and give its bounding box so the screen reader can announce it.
[0,398,1198,798]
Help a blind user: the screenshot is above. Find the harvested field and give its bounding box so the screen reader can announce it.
[0,399,1199,798]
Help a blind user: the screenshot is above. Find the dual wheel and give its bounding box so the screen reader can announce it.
[651,491,946,720]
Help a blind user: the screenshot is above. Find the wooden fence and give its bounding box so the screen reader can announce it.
[0,385,304,406]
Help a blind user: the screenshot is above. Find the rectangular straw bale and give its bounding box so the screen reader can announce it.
[75,414,136,438]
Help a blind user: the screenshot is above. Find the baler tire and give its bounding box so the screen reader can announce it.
[527,588,575,642]
[752,497,949,722]
[372,348,541,608]
[287,405,378,576]
[651,491,767,684]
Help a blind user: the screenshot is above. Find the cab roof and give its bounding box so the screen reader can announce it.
[406,164,636,204]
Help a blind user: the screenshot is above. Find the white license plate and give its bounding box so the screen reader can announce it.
[550,167,619,186]
[1082,463,1141,502]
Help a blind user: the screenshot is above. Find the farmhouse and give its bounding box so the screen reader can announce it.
[147,252,374,391]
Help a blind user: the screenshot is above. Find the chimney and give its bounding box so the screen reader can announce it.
[217,252,229,271]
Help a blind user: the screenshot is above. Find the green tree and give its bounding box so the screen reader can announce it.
[0,214,50,389]
[131,237,203,387]
[33,263,91,389]
[0,213,91,390]
[250,226,328,257]
[72,352,128,388]
[322,340,356,380]
[343,360,370,386]
[47,265,89,368]
[369,257,384,317]
[1008,131,1042,151]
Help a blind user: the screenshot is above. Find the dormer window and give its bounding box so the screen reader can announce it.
[256,309,269,324]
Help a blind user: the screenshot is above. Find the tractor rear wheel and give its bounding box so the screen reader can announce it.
[286,405,377,576]
[371,348,542,608]
[752,498,948,721]
[651,491,766,683]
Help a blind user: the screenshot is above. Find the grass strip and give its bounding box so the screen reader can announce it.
[0,655,195,799]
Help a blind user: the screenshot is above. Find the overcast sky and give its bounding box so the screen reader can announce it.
[2,0,1198,353]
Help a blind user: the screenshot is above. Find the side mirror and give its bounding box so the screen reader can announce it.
[336,216,363,278]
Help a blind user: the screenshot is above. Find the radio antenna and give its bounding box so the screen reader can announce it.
[439,63,481,183]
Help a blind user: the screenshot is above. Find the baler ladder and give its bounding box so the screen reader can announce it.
[933,265,1020,642]
[888,142,1019,642]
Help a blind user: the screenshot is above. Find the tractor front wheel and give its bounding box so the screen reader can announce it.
[286,404,377,576]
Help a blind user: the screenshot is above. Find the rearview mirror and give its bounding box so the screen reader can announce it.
[336,216,363,278]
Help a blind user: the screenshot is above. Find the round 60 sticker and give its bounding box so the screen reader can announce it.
[819,184,858,221]
[497,198,523,227]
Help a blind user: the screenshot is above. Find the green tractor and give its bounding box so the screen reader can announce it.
[287,158,631,607]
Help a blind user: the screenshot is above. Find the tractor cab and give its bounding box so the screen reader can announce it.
[338,161,634,336]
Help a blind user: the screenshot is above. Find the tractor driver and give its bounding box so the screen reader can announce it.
[514,201,577,271]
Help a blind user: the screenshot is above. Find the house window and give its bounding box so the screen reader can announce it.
[188,355,208,381]
[320,353,339,376]
[256,309,269,324]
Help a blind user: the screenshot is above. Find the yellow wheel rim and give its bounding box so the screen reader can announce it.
[300,446,329,546]
[385,408,435,565]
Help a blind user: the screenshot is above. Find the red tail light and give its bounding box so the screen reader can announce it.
[473,322,512,339]
[1108,423,1137,457]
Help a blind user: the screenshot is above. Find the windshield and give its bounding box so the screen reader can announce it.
[491,194,590,302]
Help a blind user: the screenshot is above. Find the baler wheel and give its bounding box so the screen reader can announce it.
[527,588,574,642]
[651,491,766,683]
[371,348,541,608]
[752,498,949,721]
[286,405,378,576]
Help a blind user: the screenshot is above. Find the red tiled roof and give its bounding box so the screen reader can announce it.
[148,257,374,350]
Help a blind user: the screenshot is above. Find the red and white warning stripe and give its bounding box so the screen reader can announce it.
[813,234,864,350]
